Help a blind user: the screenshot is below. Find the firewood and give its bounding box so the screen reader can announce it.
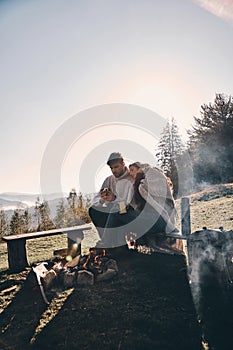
[42,269,57,290]
[65,255,81,267]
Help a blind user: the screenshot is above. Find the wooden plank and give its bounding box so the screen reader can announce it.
[3,224,92,272]
[2,224,92,241]
[164,233,188,240]
[7,239,29,272]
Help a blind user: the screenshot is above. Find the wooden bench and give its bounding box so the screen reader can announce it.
[2,224,92,272]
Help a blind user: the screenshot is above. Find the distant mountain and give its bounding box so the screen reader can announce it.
[0,198,28,211]
[0,192,67,219]
[0,191,95,221]
[0,192,66,203]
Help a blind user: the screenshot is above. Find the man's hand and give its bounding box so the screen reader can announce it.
[100,188,116,202]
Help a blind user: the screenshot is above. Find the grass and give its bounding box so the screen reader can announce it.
[175,183,233,232]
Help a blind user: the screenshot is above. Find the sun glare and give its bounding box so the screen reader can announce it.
[193,0,233,23]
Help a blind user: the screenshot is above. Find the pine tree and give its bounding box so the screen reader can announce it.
[35,199,55,231]
[22,209,32,233]
[156,117,184,197]
[67,189,91,224]
[67,188,78,214]
[10,210,25,235]
[76,192,91,223]
[0,210,9,238]
[190,93,233,143]
[54,199,68,228]
[34,197,41,230]
[66,188,82,225]
[188,93,233,185]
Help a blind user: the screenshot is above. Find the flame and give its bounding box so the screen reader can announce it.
[82,255,90,269]
[81,248,108,271]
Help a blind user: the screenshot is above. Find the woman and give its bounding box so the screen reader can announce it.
[129,162,176,231]
[128,162,182,250]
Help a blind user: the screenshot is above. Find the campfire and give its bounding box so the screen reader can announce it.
[33,248,119,298]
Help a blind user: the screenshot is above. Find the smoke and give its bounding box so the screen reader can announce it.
[188,229,233,316]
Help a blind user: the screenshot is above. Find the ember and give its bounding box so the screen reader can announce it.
[79,248,110,276]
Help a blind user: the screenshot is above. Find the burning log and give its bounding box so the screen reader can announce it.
[42,269,57,290]
[77,254,118,284]
[65,255,81,268]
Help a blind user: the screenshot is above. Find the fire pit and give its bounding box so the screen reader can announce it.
[33,249,119,302]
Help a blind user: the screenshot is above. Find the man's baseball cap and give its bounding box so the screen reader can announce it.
[107,152,123,165]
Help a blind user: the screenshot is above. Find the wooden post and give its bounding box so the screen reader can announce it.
[181,197,191,237]
[7,239,29,272]
[181,197,192,266]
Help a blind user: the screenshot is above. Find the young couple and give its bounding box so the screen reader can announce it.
[89,152,179,249]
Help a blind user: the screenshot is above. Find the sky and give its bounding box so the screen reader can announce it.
[0,0,233,195]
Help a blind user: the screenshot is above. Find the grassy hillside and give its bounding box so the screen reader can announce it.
[177,183,233,232]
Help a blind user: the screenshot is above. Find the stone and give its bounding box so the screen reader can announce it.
[63,271,76,288]
[77,270,94,285]
[105,259,118,272]
[95,269,117,282]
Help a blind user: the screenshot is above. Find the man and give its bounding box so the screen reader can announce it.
[88,152,134,246]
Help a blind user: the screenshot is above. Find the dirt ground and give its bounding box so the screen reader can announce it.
[0,248,203,350]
